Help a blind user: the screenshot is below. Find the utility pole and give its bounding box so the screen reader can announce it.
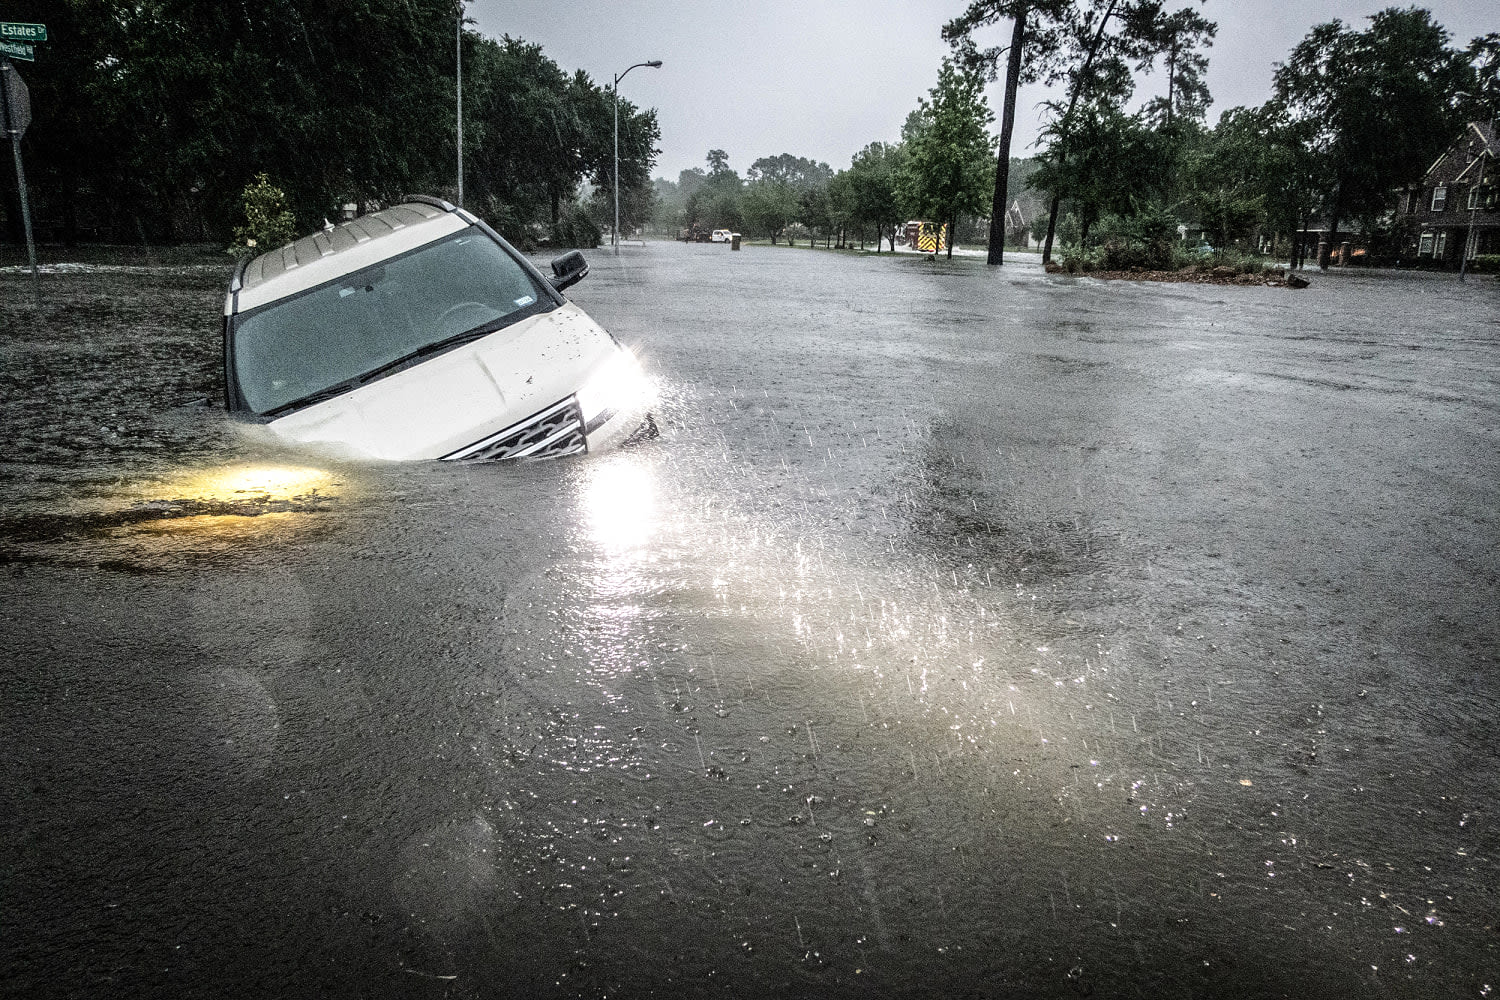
[612,60,661,253]
[455,4,463,208]
[1,55,39,305]
[1459,151,1485,283]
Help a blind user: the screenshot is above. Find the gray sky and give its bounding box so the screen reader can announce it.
[466,1,1496,182]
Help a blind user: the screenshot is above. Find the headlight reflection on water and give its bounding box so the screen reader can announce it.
[582,456,656,553]
[573,456,662,692]
[172,464,340,503]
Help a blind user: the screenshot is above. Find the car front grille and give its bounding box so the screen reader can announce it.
[440,396,587,462]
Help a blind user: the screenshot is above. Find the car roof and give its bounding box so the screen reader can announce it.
[232,201,468,312]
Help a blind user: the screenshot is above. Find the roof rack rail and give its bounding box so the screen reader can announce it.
[403,194,457,212]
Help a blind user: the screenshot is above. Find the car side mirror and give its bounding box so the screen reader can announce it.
[549,250,589,292]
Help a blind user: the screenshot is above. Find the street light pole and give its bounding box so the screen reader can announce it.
[456,3,463,208]
[1459,152,1486,283]
[613,59,662,254]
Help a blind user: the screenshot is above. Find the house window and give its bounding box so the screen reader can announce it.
[1431,186,1447,211]
[1469,186,1495,211]
[1435,231,1448,257]
[1419,233,1434,256]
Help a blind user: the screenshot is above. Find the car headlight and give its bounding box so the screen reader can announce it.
[577,349,652,430]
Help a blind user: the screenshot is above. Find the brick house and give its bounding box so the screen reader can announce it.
[1402,121,1497,265]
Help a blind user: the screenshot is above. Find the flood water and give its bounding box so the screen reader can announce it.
[2,245,1498,998]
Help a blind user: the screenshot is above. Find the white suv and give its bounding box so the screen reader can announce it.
[710,229,732,243]
[223,197,653,462]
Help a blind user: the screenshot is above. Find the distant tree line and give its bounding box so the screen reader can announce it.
[654,3,1497,269]
[651,57,1021,259]
[0,1,660,249]
[947,1,1499,267]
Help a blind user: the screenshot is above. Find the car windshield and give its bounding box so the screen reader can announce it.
[232,228,549,416]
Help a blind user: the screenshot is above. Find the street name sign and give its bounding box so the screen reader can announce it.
[0,39,34,61]
[0,23,48,42]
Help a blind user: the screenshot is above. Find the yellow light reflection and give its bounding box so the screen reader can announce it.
[174,464,339,503]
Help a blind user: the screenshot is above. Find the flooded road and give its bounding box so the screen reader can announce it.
[3,245,1498,997]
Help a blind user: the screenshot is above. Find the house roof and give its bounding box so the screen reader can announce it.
[1474,120,1497,155]
[1425,121,1497,184]
[1454,121,1497,183]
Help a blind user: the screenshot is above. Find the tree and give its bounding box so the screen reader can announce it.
[742,176,799,242]
[844,141,907,251]
[741,154,832,243]
[1030,100,1171,243]
[228,174,296,258]
[827,170,857,246]
[1138,6,1216,128]
[0,1,659,245]
[897,59,996,258]
[706,149,733,178]
[1461,33,1500,126]
[1187,104,1319,262]
[956,2,1215,263]
[684,150,744,231]
[944,1,1075,264]
[1272,7,1471,268]
[467,39,658,244]
[946,1,1206,263]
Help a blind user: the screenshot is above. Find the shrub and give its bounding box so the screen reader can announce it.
[1203,246,1276,274]
[227,174,296,258]
[551,203,601,249]
[1058,245,1100,273]
[1470,254,1500,274]
[1093,208,1178,270]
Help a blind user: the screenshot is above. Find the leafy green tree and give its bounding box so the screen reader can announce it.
[684,151,744,231]
[228,173,296,258]
[466,38,658,244]
[742,177,799,242]
[1463,33,1500,124]
[945,1,1209,263]
[741,154,831,242]
[844,141,907,251]
[0,1,657,246]
[1187,104,1319,261]
[747,153,832,188]
[1038,1,1214,261]
[1030,100,1172,244]
[706,149,734,178]
[799,183,836,246]
[1138,6,1216,128]
[1272,7,1471,267]
[826,170,857,246]
[943,1,1075,264]
[897,58,996,258]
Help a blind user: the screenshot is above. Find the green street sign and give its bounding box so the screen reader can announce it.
[0,23,48,43]
[0,39,34,61]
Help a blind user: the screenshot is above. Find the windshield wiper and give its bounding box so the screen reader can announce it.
[353,323,503,386]
[261,376,366,418]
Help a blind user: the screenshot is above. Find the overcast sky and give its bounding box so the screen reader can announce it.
[466,1,1495,182]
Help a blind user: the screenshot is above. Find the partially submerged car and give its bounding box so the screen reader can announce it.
[223,196,653,462]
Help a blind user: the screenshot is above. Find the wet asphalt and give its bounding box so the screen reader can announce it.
[2,243,1498,998]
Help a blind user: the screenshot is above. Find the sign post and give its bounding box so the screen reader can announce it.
[1,58,38,303]
[0,22,44,304]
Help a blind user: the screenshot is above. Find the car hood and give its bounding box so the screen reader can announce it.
[263,301,618,461]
